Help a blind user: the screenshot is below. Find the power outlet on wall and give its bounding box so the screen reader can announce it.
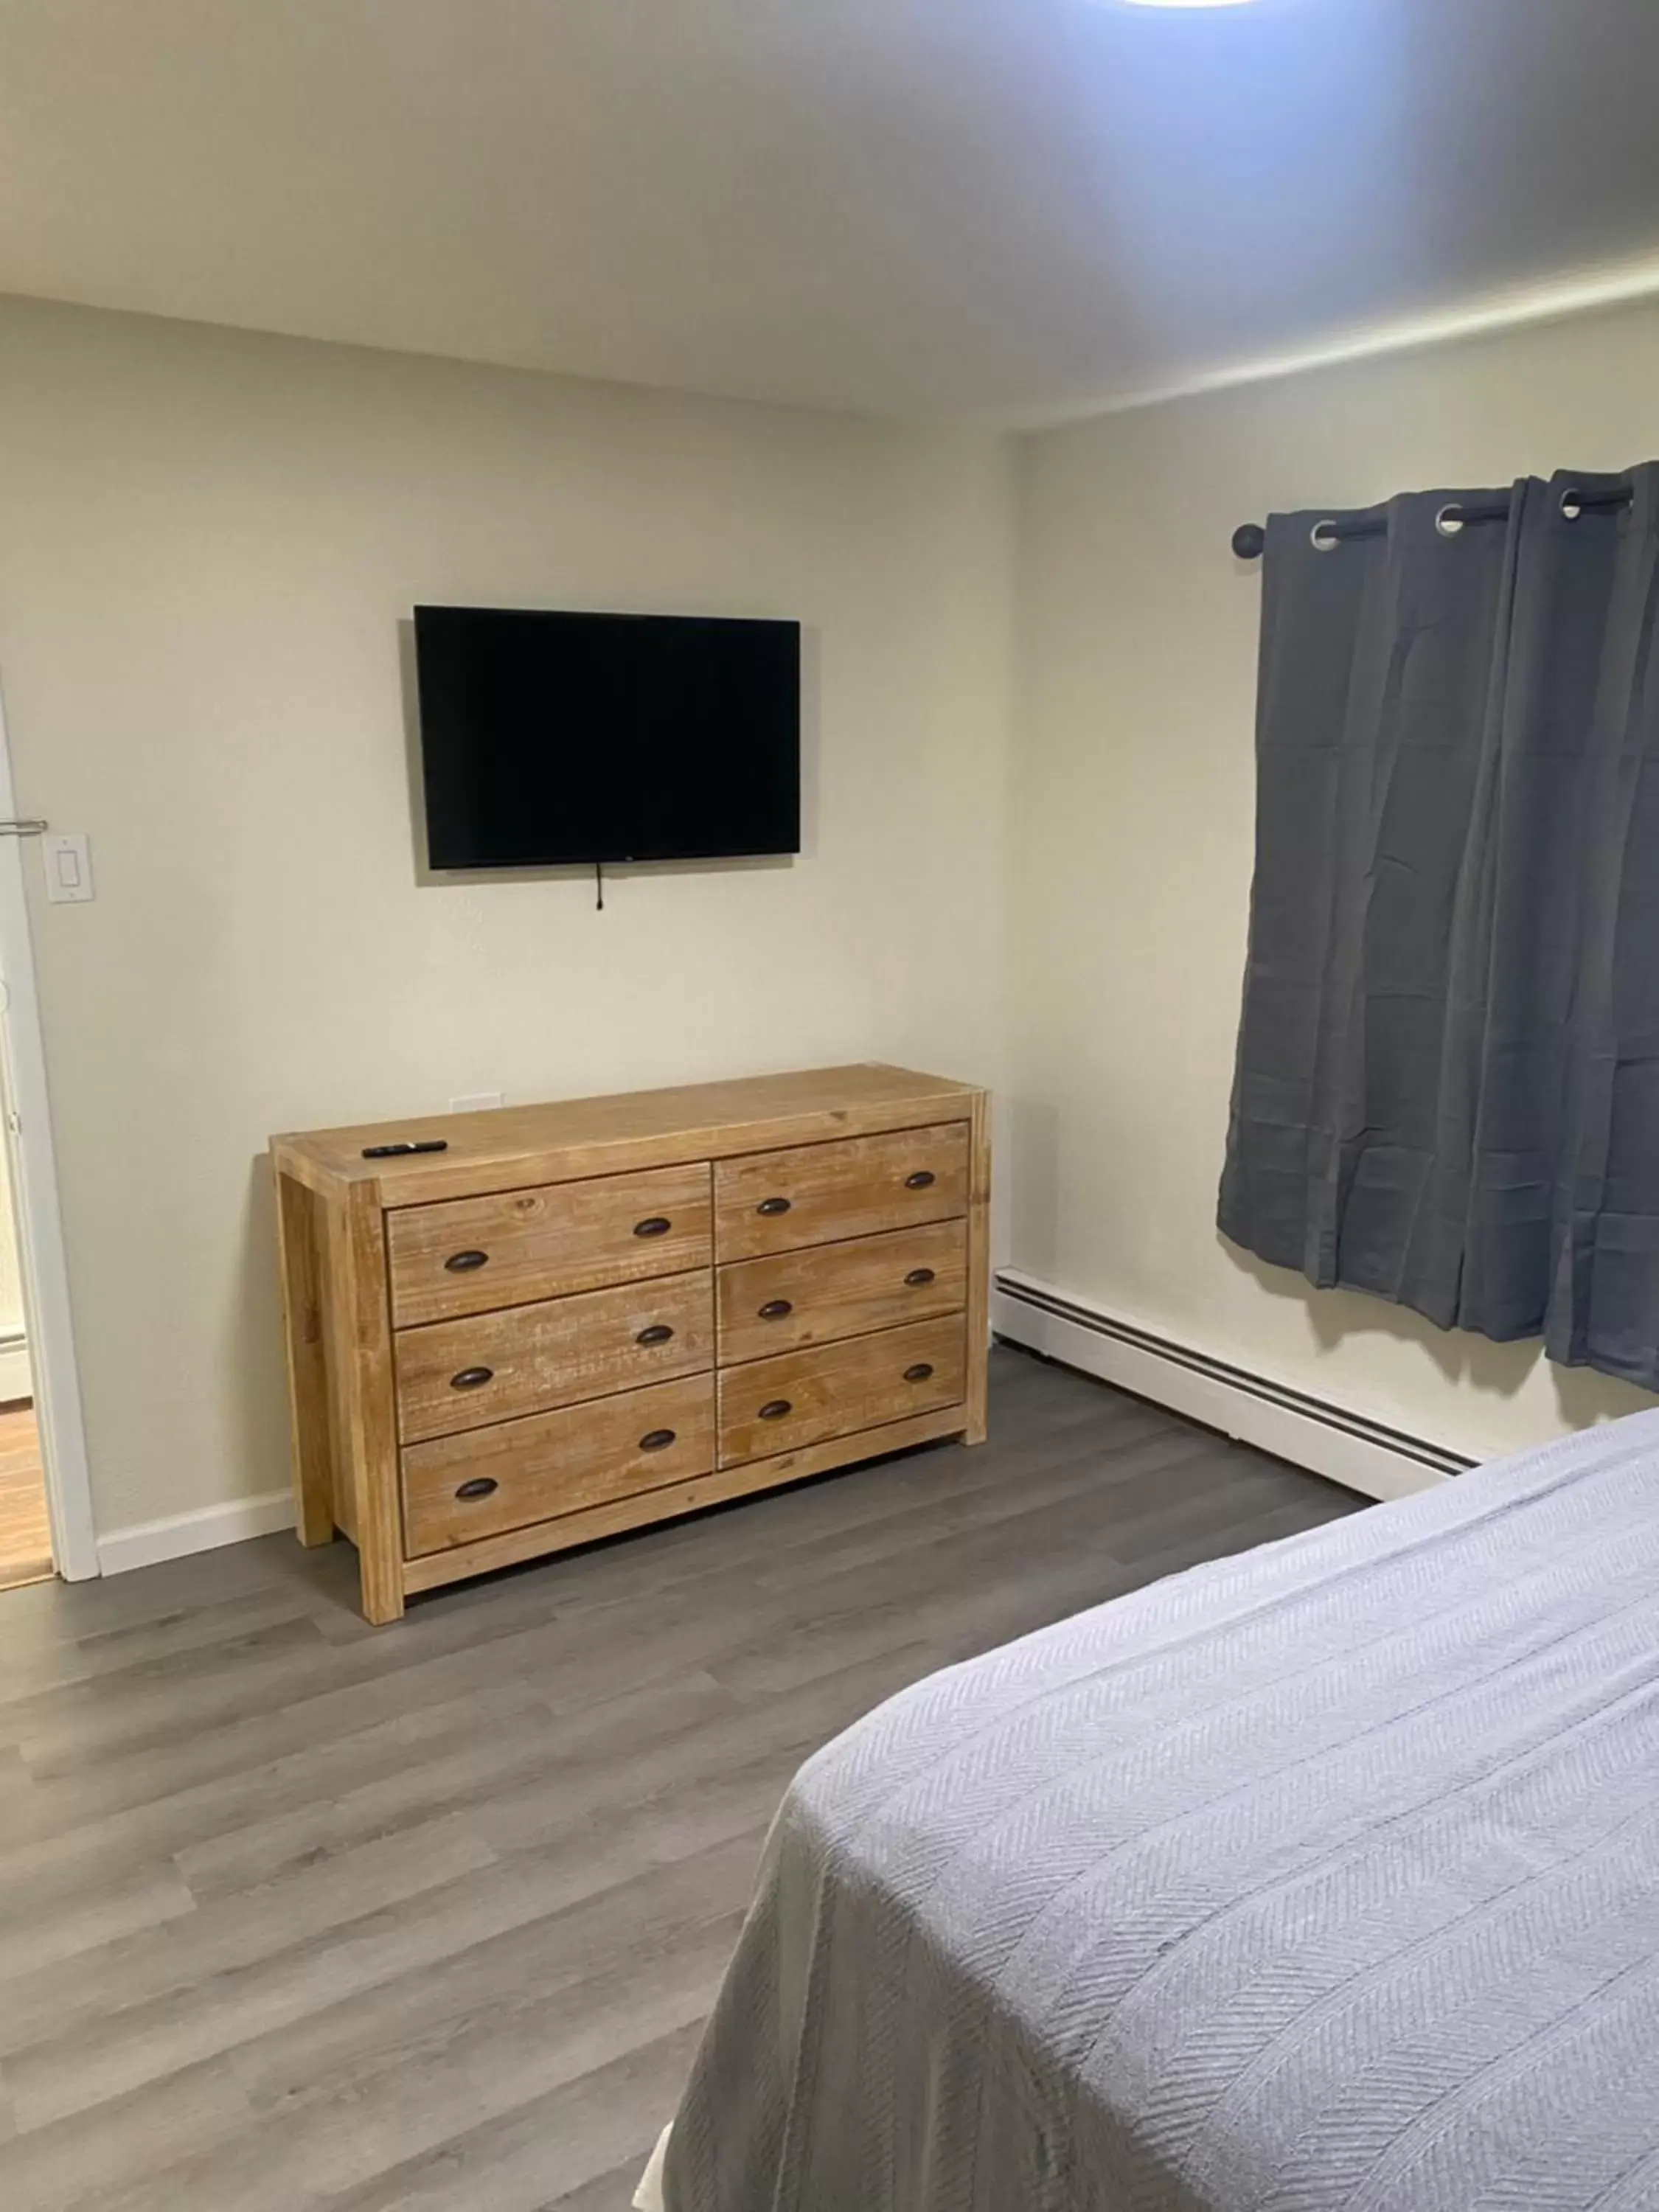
[450,1092,504,1114]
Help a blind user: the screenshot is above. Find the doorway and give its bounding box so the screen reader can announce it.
[0,673,98,1590]
[0,1133,47,1587]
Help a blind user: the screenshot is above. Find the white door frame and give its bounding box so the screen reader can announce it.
[0,675,97,1580]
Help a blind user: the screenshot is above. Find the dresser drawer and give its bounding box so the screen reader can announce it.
[714,1123,968,1263]
[402,1374,714,1556]
[387,1164,712,1326]
[394,1273,712,1444]
[717,1219,966,1365]
[718,1313,965,1467]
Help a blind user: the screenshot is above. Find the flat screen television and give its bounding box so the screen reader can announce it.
[412,605,801,870]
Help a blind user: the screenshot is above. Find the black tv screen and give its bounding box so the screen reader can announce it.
[413,605,801,869]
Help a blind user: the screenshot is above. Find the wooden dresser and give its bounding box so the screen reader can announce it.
[271,1064,990,1621]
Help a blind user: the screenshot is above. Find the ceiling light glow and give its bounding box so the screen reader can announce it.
[1114,1,1263,9]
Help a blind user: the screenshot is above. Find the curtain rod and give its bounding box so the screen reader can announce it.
[1231,482,1634,562]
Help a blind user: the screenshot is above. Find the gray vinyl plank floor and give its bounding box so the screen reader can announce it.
[0,1343,1364,2211]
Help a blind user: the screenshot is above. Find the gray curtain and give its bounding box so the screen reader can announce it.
[1218,463,1659,1389]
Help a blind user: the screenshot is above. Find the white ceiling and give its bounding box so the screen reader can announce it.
[5,0,1659,420]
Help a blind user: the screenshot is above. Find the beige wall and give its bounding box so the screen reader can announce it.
[13,281,1655,1539]
[0,297,1013,1536]
[1009,299,1659,1466]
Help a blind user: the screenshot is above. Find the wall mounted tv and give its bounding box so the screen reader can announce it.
[412,605,801,871]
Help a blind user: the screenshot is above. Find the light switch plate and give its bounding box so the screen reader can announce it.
[450,1092,504,1113]
[43,832,94,904]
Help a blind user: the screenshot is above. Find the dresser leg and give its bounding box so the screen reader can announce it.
[963,1091,992,1446]
[324,1183,406,1624]
[274,1166,337,1546]
[361,1570,407,1627]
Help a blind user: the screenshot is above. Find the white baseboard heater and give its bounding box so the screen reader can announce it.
[992,1269,1472,1504]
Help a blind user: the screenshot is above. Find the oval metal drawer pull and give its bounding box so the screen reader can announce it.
[636,1323,675,1346]
[759,1399,793,1421]
[759,1298,793,1320]
[757,1196,792,1217]
[904,1363,935,1382]
[456,1476,498,1500]
[639,1427,677,1451]
[450,1366,494,1391]
[904,1267,936,1287]
[445,1249,489,1273]
[905,1170,936,1190]
[633,1216,672,1239]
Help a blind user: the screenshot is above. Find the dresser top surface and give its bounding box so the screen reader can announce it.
[272,1062,984,1203]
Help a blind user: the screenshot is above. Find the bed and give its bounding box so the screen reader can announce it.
[658,1411,1659,2211]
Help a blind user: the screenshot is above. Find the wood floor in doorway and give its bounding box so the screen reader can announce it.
[0,1402,50,1591]
[0,1345,1366,2211]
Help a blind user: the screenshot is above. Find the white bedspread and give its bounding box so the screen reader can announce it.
[662,1411,1659,2210]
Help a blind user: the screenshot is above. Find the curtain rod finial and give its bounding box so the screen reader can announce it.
[1232,523,1267,562]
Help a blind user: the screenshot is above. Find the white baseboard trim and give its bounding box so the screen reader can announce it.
[97,1489,295,1577]
[0,1335,32,1405]
[993,1270,1470,1503]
